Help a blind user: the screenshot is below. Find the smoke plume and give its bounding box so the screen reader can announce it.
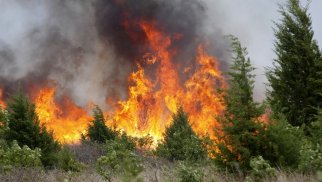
[0,0,230,108]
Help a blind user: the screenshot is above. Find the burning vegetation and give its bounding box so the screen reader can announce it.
[0,0,227,144]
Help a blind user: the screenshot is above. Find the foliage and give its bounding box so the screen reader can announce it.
[96,136,143,182]
[261,115,302,168]
[155,107,207,161]
[0,140,42,171]
[176,162,204,182]
[57,146,84,172]
[132,134,154,149]
[299,139,322,172]
[85,106,118,144]
[215,36,265,170]
[267,0,322,127]
[299,110,322,171]
[4,93,60,167]
[248,156,277,181]
[0,108,9,138]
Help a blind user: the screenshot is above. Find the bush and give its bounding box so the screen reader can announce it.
[155,107,207,161]
[298,139,322,172]
[57,146,84,172]
[5,93,60,167]
[262,116,302,168]
[0,140,42,171]
[85,106,118,144]
[96,136,143,182]
[176,162,204,182]
[248,156,277,181]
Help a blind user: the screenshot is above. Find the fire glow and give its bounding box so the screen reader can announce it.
[0,20,226,145]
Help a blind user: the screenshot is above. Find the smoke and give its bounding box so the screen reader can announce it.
[0,0,230,108]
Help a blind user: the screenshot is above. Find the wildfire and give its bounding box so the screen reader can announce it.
[35,87,92,143]
[110,21,226,144]
[0,88,5,108]
[0,20,226,146]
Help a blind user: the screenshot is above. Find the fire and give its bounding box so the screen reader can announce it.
[0,88,5,108]
[110,21,226,144]
[0,21,226,146]
[35,87,92,143]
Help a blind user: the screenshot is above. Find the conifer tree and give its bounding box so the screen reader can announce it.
[5,92,60,167]
[156,107,206,161]
[267,0,322,127]
[215,36,264,170]
[86,106,117,143]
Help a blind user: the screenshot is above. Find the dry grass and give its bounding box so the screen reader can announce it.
[0,167,317,182]
[1,143,316,182]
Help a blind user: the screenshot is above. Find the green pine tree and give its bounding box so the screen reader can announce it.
[156,107,206,161]
[267,0,322,127]
[86,106,117,143]
[215,36,265,170]
[5,92,60,167]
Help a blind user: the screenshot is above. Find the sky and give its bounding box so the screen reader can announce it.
[204,0,322,100]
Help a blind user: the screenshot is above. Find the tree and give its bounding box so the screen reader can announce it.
[156,107,206,161]
[267,0,322,127]
[215,36,265,170]
[5,93,60,167]
[85,106,117,143]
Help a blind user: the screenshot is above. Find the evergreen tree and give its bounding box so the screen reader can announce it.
[5,92,60,167]
[215,36,264,170]
[86,106,117,143]
[267,0,322,127]
[156,107,206,161]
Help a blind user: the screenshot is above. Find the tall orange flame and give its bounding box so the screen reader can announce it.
[0,21,226,146]
[35,87,92,143]
[110,21,226,144]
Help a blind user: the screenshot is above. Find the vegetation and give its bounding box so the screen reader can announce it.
[155,107,207,161]
[267,0,322,128]
[96,136,143,182]
[84,106,117,144]
[0,140,42,171]
[4,93,60,167]
[215,36,265,170]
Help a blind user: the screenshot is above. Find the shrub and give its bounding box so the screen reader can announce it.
[57,146,84,172]
[248,156,277,181]
[85,106,118,144]
[5,93,60,167]
[0,140,42,171]
[96,136,143,182]
[176,162,204,182]
[299,140,322,172]
[299,110,322,172]
[155,107,207,161]
[262,116,302,168]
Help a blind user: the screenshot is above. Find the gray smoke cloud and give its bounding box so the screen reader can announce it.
[1,0,320,107]
[0,0,231,108]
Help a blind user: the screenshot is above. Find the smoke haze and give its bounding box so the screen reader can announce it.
[0,0,321,106]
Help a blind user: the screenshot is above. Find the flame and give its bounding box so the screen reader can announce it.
[0,88,5,108]
[35,87,92,143]
[110,21,226,144]
[0,21,227,146]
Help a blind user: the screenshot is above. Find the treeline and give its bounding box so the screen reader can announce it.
[1,0,322,181]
